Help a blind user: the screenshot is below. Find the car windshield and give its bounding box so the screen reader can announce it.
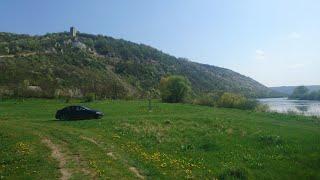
[76,106,91,111]
[81,106,90,110]
[66,106,90,111]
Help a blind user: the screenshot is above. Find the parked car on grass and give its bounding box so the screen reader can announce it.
[55,106,104,120]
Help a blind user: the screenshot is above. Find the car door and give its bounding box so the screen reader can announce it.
[74,106,84,119]
[76,106,89,120]
[67,106,77,119]
[80,107,92,119]
[75,106,83,119]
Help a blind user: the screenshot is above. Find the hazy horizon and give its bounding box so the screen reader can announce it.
[1,0,319,87]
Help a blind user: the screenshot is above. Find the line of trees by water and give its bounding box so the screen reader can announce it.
[290,86,320,100]
[159,75,268,111]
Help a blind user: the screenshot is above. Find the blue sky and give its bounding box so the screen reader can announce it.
[1,0,319,86]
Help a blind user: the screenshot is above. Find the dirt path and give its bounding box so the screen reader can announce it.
[129,167,145,180]
[80,135,146,179]
[80,135,99,145]
[42,138,72,180]
[0,52,37,58]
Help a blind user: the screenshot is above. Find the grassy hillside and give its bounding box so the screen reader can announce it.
[0,99,319,179]
[0,32,279,98]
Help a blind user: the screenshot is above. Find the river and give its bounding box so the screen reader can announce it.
[258,98,320,116]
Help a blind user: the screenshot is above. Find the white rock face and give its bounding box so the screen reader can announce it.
[72,41,87,50]
[27,86,42,92]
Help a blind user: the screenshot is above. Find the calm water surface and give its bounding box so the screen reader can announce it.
[258,98,320,116]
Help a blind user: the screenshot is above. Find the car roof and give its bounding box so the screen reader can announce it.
[63,105,89,109]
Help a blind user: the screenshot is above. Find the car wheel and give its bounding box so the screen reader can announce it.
[60,114,67,120]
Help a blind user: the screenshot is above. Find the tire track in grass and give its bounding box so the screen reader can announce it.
[41,137,72,180]
[22,121,96,179]
[128,167,145,180]
[80,135,145,179]
[38,131,96,179]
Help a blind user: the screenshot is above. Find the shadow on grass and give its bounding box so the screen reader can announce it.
[43,119,101,123]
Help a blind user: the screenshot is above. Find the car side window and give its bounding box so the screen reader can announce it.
[75,106,83,111]
[70,106,76,111]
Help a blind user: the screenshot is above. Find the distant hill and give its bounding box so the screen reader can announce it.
[271,85,320,96]
[0,31,280,99]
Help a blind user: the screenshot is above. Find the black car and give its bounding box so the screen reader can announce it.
[55,106,104,120]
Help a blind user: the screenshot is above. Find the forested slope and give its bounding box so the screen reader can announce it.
[0,32,279,98]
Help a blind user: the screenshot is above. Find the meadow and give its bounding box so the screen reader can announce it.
[0,99,319,179]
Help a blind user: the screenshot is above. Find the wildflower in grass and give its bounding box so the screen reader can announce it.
[112,134,121,139]
[16,142,30,154]
[120,141,211,177]
[160,162,167,168]
[185,169,193,178]
[89,160,98,168]
[97,169,105,176]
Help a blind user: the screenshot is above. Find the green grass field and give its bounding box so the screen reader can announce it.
[0,99,319,179]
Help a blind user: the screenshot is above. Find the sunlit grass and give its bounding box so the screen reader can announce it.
[0,99,319,179]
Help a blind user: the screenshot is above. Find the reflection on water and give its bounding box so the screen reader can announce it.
[296,105,309,112]
[258,98,320,116]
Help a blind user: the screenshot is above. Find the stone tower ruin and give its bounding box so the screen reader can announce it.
[70,27,77,37]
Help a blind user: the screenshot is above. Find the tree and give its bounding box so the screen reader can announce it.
[290,86,309,99]
[311,90,320,101]
[159,75,191,103]
[308,91,318,100]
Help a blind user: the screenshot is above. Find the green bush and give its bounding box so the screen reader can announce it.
[193,92,264,111]
[65,97,71,103]
[217,92,258,110]
[193,97,216,107]
[217,93,243,108]
[240,99,259,110]
[159,75,191,103]
[254,104,269,112]
[83,93,96,102]
[193,92,223,107]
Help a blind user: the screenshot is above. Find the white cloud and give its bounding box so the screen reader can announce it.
[288,32,301,39]
[289,63,305,69]
[255,49,266,60]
